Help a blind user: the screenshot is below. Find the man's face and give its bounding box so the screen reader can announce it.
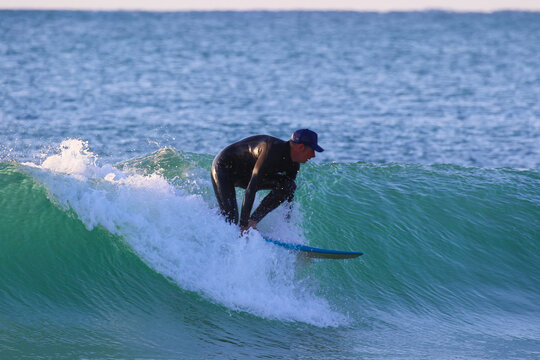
[297,144,315,163]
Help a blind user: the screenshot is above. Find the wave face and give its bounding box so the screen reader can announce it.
[1,139,539,358]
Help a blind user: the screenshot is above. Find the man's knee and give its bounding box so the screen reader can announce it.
[275,179,296,202]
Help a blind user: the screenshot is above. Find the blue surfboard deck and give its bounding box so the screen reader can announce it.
[263,237,363,259]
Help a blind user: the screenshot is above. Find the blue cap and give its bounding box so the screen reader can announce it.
[291,129,324,152]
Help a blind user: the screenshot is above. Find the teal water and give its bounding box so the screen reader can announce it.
[1,143,539,358]
[1,10,540,359]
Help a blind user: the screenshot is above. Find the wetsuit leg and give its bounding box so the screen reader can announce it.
[211,165,239,225]
[250,176,296,223]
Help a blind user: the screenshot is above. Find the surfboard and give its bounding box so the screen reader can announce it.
[263,237,363,259]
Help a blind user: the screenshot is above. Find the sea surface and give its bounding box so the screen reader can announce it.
[1,10,539,359]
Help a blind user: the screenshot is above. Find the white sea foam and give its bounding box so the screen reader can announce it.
[26,139,346,327]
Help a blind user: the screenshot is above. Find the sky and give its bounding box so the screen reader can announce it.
[1,0,540,12]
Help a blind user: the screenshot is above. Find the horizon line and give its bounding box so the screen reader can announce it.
[2,1,540,13]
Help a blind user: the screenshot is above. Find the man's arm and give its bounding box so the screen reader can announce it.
[239,142,270,228]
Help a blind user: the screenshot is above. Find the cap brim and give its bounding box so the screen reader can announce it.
[312,144,324,152]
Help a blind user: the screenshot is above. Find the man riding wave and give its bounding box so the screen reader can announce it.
[211,129,323,233]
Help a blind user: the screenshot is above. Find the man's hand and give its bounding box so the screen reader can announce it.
[240,220,258,235]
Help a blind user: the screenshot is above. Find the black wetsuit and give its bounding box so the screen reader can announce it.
[211,135,299,228]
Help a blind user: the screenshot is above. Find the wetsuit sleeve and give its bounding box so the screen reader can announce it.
[239,142,270,227]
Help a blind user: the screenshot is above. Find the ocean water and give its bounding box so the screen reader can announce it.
[1,10,539,359]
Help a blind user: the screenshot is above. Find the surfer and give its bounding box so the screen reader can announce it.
[211,129,324,234]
